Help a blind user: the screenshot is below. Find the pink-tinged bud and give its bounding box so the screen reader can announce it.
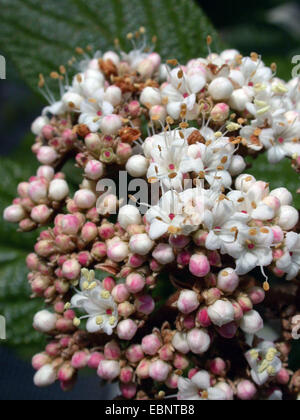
[107,240,129,262]
[31,205,52,224]
[34,240,55,258]
[128,253,146,268]
[33,310,57,333]
[172,332,190,354]
[207,300,235,327]
[271,226,284,244]
[74,189,96,209]
[135,295,155,315]
[183,314,196,330]
[62,259,81,280]
[37,166,55,181]
[136,359,151,379]
[188,368,199,379]
[56,317,75,333]
[55,234,75,253]
[240,310,263,334]
[104,341,121,360]
[37,146,58,165]
[169,235,190,249]
[196,308,212,328]
[32,353,51,370]
[276,368,290,385]
[117,319,138,340]
[112,284,130,303]
[149,105,167,122]
[217,268,239,293]
[26,253,39,271]
[128,100,141,117]
[149,361,171,382]
[91,242,107,260]
[177,290,199,314]
[270,187,292,206]
[54,301,65,314]
[34,364,57,387]
[148,52,161,69]
[4,204,26,223]
[44,285,56,300]
[71,351,89,369]
[208,250,221,267]
[189,253,210,277]
[273,266,285,277]
[215,382,234,400]
[42,125,55,140]
[237,380,257,400]
[150,258,162,272]
[187,328,211,354]
[152,243,175,265]
[81,222,98,243]
[159,344,174,361]
[273,248,284,261]
[118,301,135,318]
[142,333,162,356]
[125,272,145,294]
[62,128,76,145]
[263,195,281,212]
[177,250,192,267]
[137,58,155,78]
[45,342,60,357]
[85,133,102,153]
[64,310,75,321]
[173,353,189,370]
[217,322,238,339]
[231,301,243,321]
[48,179,69,202]
[97,360,120,381]
[236,295,253,313]
[210,102,230,122]
[88,352,105,369]
[210,358,226,376]
[193,230,208,247]
[17,181,29,198]
[116,142,132,163]
[120,366,134,384]
[61,214,82,235]
[103,277,116,292]
[85,160,104,180]
[58,362,76,382]
[126,345,144,363]
[278,205,299,230]
[166,373,179,389]
[77,251,91,267]
[203,288,222,306]
[98,223,115,239]
[100,114,122,135]
[129,234,154,256]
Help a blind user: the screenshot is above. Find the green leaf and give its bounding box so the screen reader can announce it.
[0,0,220,94]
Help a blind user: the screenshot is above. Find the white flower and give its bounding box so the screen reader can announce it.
[259,119,300,163]
[70,269,118,335]
[245,341,282,386]
[225,226,274,275]
[276,232,300,280]
[177,371,226,400]
[240,124,263,151]
[79,88,114,132]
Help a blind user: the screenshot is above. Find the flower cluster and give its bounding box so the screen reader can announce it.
[3,31,300,400]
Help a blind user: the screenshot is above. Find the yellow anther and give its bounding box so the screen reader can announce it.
[226,123,241,132]
[73,318,81,327]
[82,281,89,291]
[64,302,71,311]
[250,350,259,360]
[88,282,97,290]
[266,348,277,362]
[101,291,110,299]
[109,316,117,326]
[96,316,103,325]
[258,360,269,373]
[267,366,276,376]
[215,132,223,138]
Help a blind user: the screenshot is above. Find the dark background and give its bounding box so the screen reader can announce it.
[0,0,299,400]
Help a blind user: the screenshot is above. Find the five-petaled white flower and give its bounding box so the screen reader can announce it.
[276,232,300,280]
[177,370,226,400]
[79,89,115,132]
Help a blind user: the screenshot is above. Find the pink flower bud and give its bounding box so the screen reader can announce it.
[166,373,179,389]
[34,364,57,387]
[142,333,162,356]
[271,226,284,244]
[193,230,208,247]
[85,160,104,180]
[4,204,26,223]
[187,328,211,355]
[26,253,39,271]
[126,272,146,294]
[32,353,51,370]
[215,382,234,400]
[100,114,122,135]
[71,351,89,369]
[74,189,96,209]
[134,295,155,315]
[128,253,146,268]
[173,353,189,370]
[240,310,263,334]
[177,290,199,314]
[270,187,293,206]
[58,362,76,382]
[211,102,230,122]
[237,293,253,313]
[210,358,226,376]
[276,368,290,385]
[207,300,235,327]
[231,301,244,321]
[17,181,30,198]
[117,319,138,340]
[125,345,144,363]
[91,242,107,260]
[120,366,134,384]
[177,250,192,267]
[45,342,60,357]
[88,352,105,369]
[103,277,116,292]
[62,259,81,280]
[129,233,154,256]
[81,222,98,243]
[31,205,52,224]
[137,58,155,78]
[98,223,115,239]
[116,142,132,163]
[37,146,58,165]
[159,344,174,361]
[169,235,190,249]
[136,359,151,379]
[55,318,75,333]
[42,125,55,140]
[217,322,238,339]
[189,253,210,277]
[97,360,120,381]
[112,284,130,303]
[34,240,55,257]
[33,310,57,333]
[172,332,190,354]
[217,268,239,293]
[149,360,171,382]
[237,380,257,400]
[107,240,129,262]
[183,314,196,330]
[196,307,212,328]
[118,301,135,318]
[61,214,82,235]
[128,100,141,117]
[48,179,69,202]
[104,341,121,360]
[152,243,175,265]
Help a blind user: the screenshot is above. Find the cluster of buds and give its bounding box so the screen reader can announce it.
[3,30,300,400]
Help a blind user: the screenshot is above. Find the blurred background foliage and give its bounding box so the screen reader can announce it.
[0,0,299,399]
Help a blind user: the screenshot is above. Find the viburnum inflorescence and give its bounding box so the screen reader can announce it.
[4,29,300,400]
